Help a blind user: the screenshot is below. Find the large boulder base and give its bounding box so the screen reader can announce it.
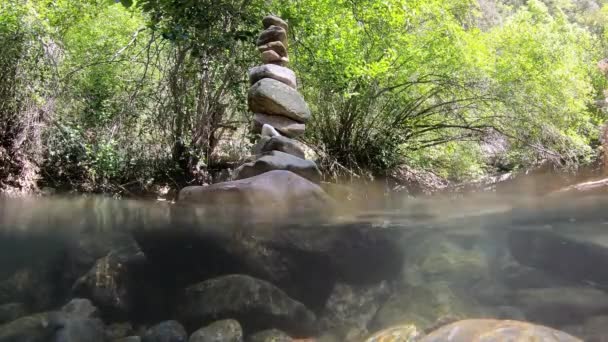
[248,78,310,123]
[178,170,331,223]
[233,151,321,184]
[419,319,581,342]
[249,64,296,89]
[177,274,316,336]
[253,113,305,138]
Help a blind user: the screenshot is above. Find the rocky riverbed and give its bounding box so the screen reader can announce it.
[0,189,608,341]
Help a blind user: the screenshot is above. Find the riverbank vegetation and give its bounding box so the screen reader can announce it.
[1,0,608,195]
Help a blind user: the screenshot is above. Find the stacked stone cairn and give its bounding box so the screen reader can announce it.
[233,15,322,184]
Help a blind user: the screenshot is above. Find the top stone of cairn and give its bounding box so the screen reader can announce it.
[262,15,288,32]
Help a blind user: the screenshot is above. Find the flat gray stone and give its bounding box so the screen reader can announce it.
[261,50,288,66]
[234,150,321,183]
[253,113,305,138]
[253,136,305,159]
[258,41,288,58]
[257,26,287,47]
[249,64,296,89]
[248,79,310,122]
[262,16,288,31]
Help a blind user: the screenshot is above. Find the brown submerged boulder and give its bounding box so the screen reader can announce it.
[419,319,581,342]
[177,274,316,336]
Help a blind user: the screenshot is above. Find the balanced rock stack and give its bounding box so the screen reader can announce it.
[233,15,322,184]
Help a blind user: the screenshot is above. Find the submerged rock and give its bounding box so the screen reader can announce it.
[62,298,100,319]
[55,314,106,342]
[134,217,404,314]
[567,315,608,341]
[319,282,391,337]
[0,312,61,342]
[248,79,310,123]
[116,337,142,342]
[105,322,134,340]
[142,320,187,342]
[0,266,60,311]
[370,282,483,332]
[71,255,134,320]
[247,329,292,342]
[189,319,243,342]
[0,311,105,342]
[0,303,28,325]
[514,287,608,325]
[233,151,321,183]
[419,319,581,342]
[401,233,490,288]
[177,274,316,336]
[508,229,608,287]
[364,324,421,342]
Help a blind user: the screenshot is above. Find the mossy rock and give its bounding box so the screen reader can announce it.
[370,282,484,332]
[365,324,421,342]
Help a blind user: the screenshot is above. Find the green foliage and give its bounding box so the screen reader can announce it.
[3,0,608,192]
[275,0,608,180]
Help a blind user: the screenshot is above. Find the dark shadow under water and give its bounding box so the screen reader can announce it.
[0,187,608,340]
